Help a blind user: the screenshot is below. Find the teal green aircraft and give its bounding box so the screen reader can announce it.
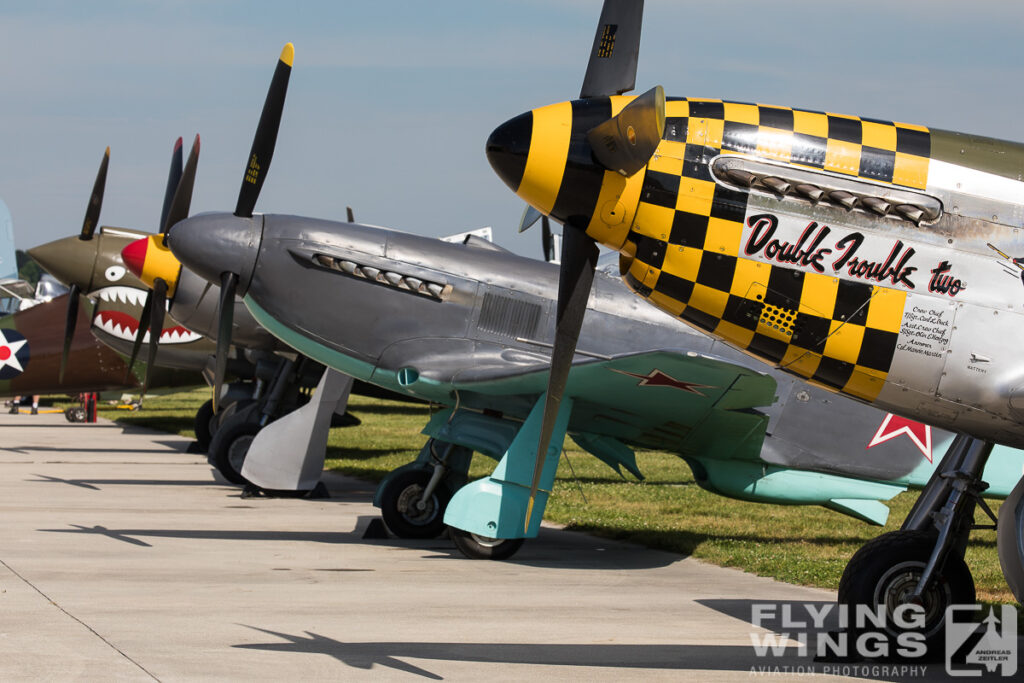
[486,0,1024,650]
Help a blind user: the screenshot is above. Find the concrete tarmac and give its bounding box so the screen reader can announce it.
[0,412,1016,681]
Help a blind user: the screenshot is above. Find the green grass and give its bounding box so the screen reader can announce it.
[92,388,1016,604]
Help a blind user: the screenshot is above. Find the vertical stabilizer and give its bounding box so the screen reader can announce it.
[0,199,15,281]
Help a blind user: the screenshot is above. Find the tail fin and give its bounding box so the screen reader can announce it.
[0,199,15,281]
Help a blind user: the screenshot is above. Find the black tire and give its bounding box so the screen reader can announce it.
[209,420,261,485]
[997,476,1024,603]
[64,407,86,423]
[838,529,975,656]
[379,469,451,539]
[449,527,525,560]
[193,399,216,452]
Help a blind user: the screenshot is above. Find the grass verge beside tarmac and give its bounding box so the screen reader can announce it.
[92,387,1015,606]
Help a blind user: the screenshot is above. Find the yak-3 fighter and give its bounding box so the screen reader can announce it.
[150,42,1024,572]
[485,0,1024,645]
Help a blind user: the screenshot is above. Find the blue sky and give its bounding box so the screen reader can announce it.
[2,0,1024,260]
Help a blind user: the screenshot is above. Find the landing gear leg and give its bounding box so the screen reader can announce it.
[207,356,321,485]
[838,434,994,654]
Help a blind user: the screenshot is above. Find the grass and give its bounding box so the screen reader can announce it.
[89,388,1017,605]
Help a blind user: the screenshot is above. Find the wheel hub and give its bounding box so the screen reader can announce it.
[228,435,255,472]
[396,485,437,524]
[875,561,949,635]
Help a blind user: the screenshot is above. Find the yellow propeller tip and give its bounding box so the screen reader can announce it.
[104,146,110,156]
[280,43,294,67]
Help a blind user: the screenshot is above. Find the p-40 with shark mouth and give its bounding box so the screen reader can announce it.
[29,226,212,369]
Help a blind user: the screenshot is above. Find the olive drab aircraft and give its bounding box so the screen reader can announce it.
[25,140,339,461]
[0,200,199,400]
[142,41,1024,566]
[485,0,1024,646]
[0,291,201,400]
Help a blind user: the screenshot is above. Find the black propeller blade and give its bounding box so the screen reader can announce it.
[141,276,168,396]
[159,138,184,235]
[519,205,542,233]
[212,271,238,412]
[541,216,555,263]
[125,135,200,385]
[62,148,111,380]
[208,44,293,411]
[80,147,110,241]
[523,0,646,529]
[235,43,293,218]
[346,206,355,223]
[579,0,644,98]
[163,135,200,234]
[125,287,154,382]
[58,284,80,383]
[526,223,599,527]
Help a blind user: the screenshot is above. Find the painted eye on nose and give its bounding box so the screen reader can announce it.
[105,265,126,281]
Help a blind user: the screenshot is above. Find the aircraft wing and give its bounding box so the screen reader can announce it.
[449,348,777,470]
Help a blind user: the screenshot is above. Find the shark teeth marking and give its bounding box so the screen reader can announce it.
[159,327,202,344]
[91,312,201,345]
[91,286,166,309]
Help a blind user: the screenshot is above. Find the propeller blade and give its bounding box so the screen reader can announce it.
[162,134,201,234]
[125,289,154,381]
[59,284,81,382]
[579,0,644,98]
[518,205,542,233]
[525,223,599,529]
[346,206,355,223]
[235,43,294,218]
[80,147,110,240]
[141,277,168,396]
[541,216,554,263]
[159,138,184,234]
[585,84,665,177]
[212,271,238,412]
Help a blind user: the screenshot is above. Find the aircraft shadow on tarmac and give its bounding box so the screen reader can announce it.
[35,515,682,570]
[26,473,217,490]
[230,624,956,682]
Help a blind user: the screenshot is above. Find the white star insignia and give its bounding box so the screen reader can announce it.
[0,330,28,374]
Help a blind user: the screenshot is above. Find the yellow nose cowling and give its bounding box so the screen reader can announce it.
[121,235,182,297]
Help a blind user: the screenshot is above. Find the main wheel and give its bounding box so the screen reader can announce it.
[838,529,975,655]
[208,420,261,485]
[64,407,87,423]
[379,469,451,539]
[193,399,216,452]
[449,527,525,560]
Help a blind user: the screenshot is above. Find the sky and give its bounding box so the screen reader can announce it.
[2,0,1024,261]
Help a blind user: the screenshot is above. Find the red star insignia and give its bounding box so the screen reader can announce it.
[867,413,933,462]
[610,368,713,396]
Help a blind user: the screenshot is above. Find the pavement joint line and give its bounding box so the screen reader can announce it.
[0,556,161,681]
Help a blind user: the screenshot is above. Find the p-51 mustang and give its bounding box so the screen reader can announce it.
[485,0,1024,647]
[150,43,1024,570]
